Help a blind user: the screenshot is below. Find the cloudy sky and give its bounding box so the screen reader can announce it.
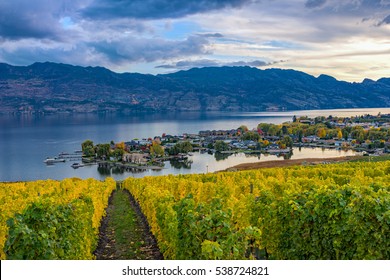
[0,0,389,81]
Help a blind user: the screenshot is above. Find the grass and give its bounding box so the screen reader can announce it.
[108,189,146,259]
[350,154,390,163]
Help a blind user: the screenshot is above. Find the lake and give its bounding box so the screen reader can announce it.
[1,108,389,182]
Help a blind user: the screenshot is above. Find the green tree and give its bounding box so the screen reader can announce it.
[268,124,281,136]
[281,136,293,148]
[214,140,229,152]
[242,131,260,141]
[81,140,95,157]
[111,149,124,161]
[168,141,193,155]
[296,128,303,142]
[257,123,271,135]
[281,125,288,135]
[96,144,110,159]
[150,141,164,157]
[342,128,350,141]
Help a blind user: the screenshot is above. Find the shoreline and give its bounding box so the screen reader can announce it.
[224,155,365,171]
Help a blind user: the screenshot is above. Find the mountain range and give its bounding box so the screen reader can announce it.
[0,62,389,114]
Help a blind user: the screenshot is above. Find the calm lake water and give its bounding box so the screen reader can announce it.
[1,108,389,182]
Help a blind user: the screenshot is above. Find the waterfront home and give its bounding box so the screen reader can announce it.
[302,136,318,143]
[123,153,148,164]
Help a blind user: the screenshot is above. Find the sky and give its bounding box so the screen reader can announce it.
[0,0,389,82]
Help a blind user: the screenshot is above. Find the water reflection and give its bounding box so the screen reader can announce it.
[170,159,193,169]
[214,152,230,161]
[97,166,111,175]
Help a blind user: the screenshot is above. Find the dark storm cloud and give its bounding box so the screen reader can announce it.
[89,35,210,64]
[82,0,253,20]
[156,59,279,69]
[0,1,60,40]
[0,1,85,40]
[305,0,327,9]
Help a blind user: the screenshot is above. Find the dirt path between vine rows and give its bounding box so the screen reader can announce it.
[94,189,163,260]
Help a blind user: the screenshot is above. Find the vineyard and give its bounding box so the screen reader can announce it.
[0,178,116,259]
[0,161,389,260]
[123,161,390,260]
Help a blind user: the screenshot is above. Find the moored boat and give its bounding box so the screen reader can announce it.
[43,157,66,164]
[71,162,84,168]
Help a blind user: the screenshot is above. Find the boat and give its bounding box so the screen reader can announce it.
[43,157,66,164]
[71,162,84,169]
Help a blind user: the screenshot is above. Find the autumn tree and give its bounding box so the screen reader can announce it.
[150,141,164,157]
[257,123,271,135]
[316,127,327,139]
[238,125,249,134]
[115,142,125,150]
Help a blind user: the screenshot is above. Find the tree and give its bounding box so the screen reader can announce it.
[81,140,95,157]
[281,136,293,148]
[342,129,349,141]
[316,127,327,139]
[238,125,249,134]
[214,140,229,152]
[257,123,271,135]
[357,131,365,143]
[242,131,260,141]
[111,149,124,161]
[296,128,303,142]
[268,124,281,136]
[115,142,125,150]
[168,141,193,155]
[282,125,288,135]
[178,141,193,153]
[96,144,110,159]
[337,129,343,140]
[150,141,164,157]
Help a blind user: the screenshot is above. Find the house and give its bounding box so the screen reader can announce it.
[302,136,318,143]
[122,153,148,164]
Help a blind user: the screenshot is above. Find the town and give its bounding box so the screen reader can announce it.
[68,113,390,172]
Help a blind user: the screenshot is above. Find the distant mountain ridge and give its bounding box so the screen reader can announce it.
[0,62,389,114]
